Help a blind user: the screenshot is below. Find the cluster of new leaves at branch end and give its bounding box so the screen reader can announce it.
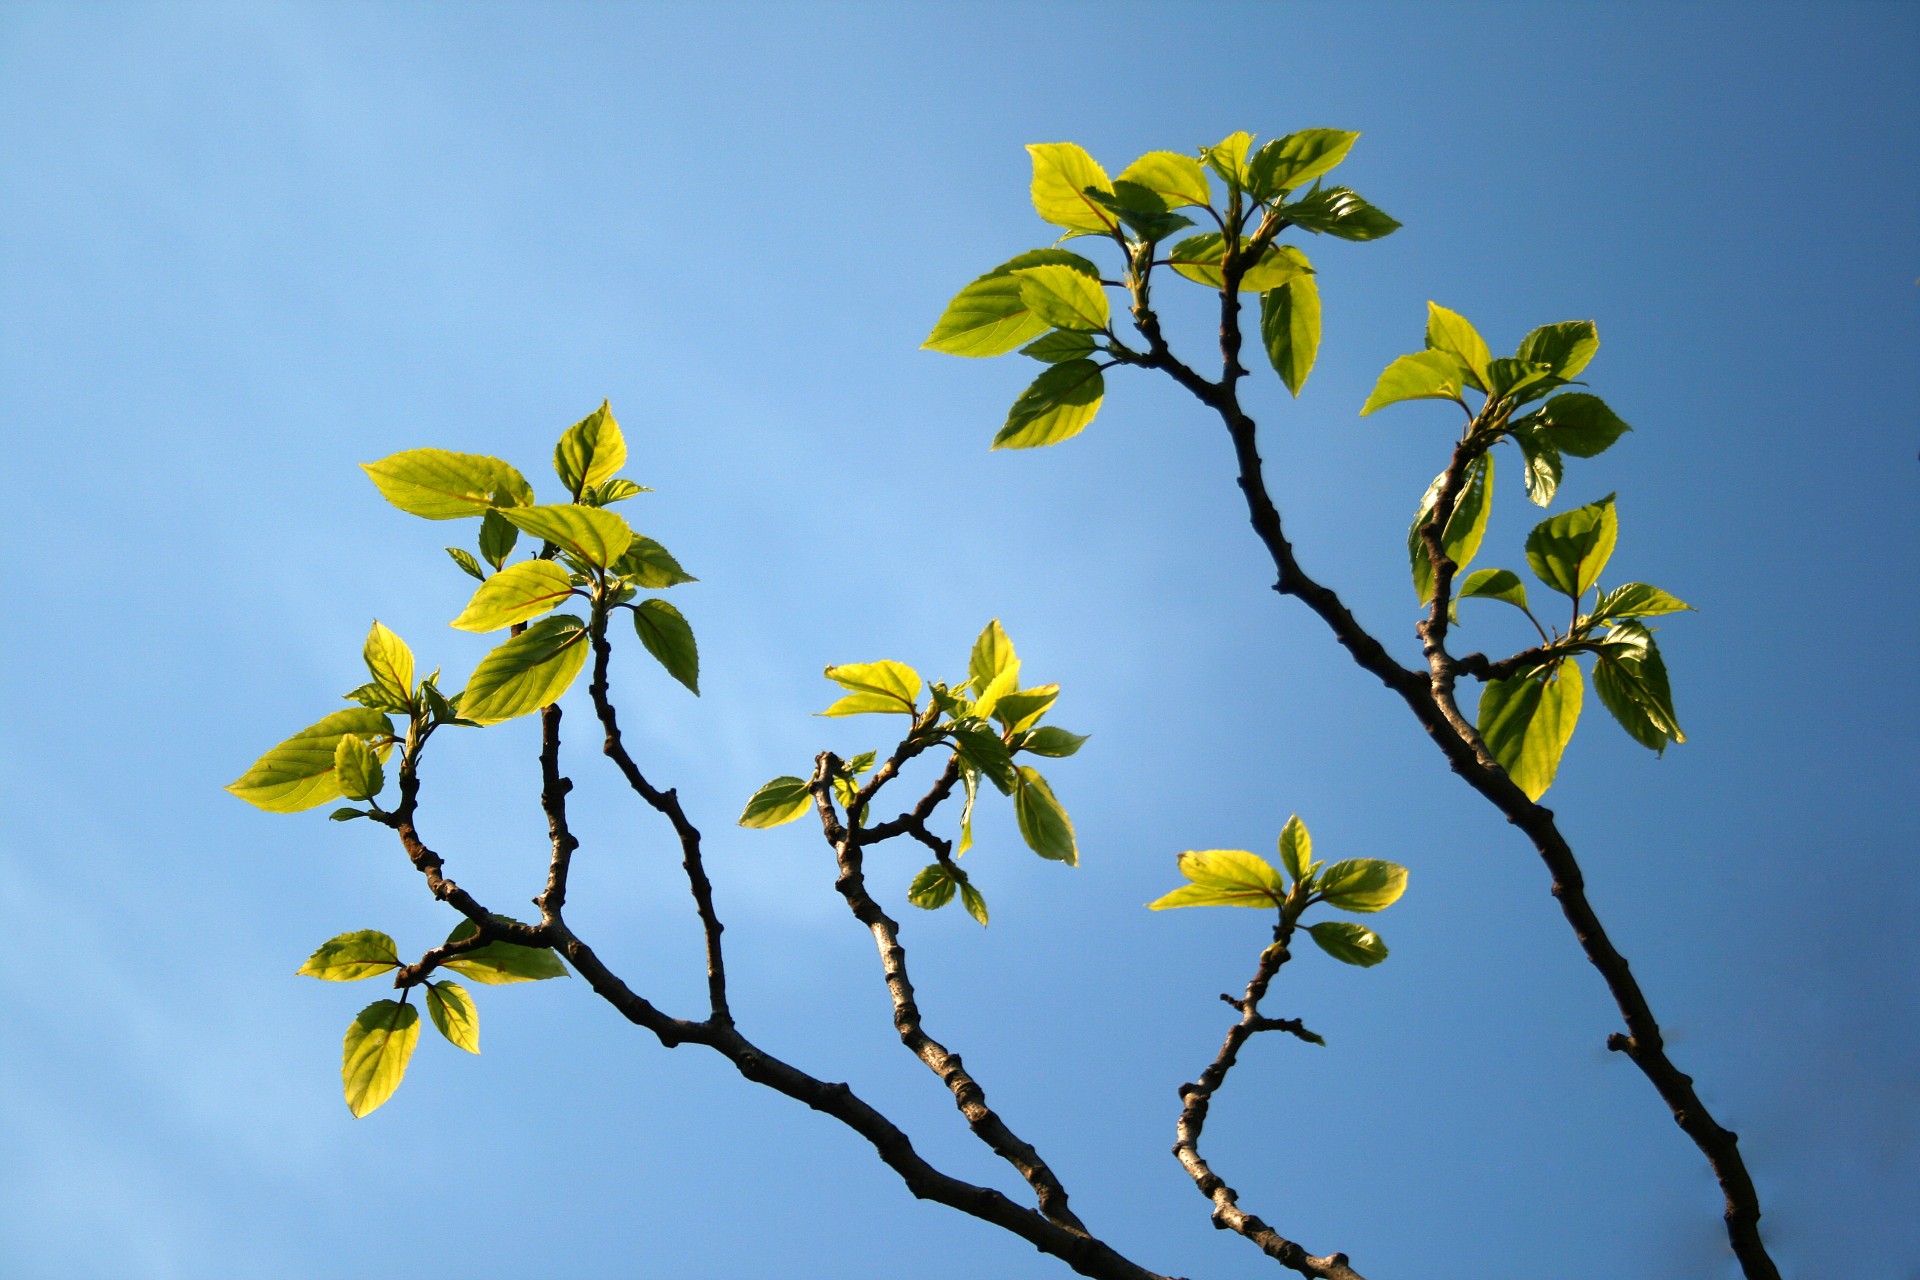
[1371,305,1693,798]
[923,129,1398,448]
[738,620,1088,926]
[294,922,566,1116]
[1151,815,1408,977]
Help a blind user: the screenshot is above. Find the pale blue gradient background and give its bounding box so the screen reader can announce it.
[2,4,1915,1278]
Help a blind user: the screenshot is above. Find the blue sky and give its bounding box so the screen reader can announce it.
[2,3,1915,1277]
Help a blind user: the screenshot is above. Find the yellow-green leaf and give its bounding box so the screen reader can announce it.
[1259,273,1321,396]
[297,930,400,981]
[1013,766,1076,864]
[1167,234,1312,292]
[1516,320,1599,380]
[1202,131,1253,188]
[450,560,576,632]
[440,919,569,984]
[923,249,1101,357]
[1314,858,1408,913]
[994,359,1105,450]
[333,734,384,802]
[459,614,590,725]
[497,504,633,570]
[426,980,480,1054]
[342,999,419,1118]
[968,619,1020,697]
[1425,302,1491,390]
[1306,920,1388,967]
[1115,150,1211,208]
[362,620,414,705]
[361,449,533,520]
[1026,142,1118,235]
[1409,454,1494,605]
[1248,128,1360,198]
[1478,663,1584,800]
[1525,495,1618,600]
[554,399,626,498]
[1013,264,1110,332]
[907,862,957,910]
[1148,849,1286,909]
[1277,814,1314,883]
[738,776,814,828]
[822,659,920,714]
[614,536,696,588]
[994,684,1057,734]
[226,708,396,813]
[1360,350,1472,416]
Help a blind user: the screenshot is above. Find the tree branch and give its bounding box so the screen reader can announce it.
[810,749,1092,1232]
[1174,925,1366,1280]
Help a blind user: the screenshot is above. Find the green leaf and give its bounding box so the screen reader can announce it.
[497,504,633,570]
[1280,185,1401,241]
[450,560,576,632]
[950,722,1017,794]
[968,619,1020,697]
[1478,662,1584,800]
[554,400,627,499]
[426,980,480,1054]
[1457,568,1531,612]
[1084,187,1194,242]
[297,930,400,981]
[1166,234,1312,292]
[330,807,369,821]
[994,684,1058,734]
[907,863,957,910]
[1361,350,1471,416]
[1525,495,1618,599]
[1514,393,1631,459]
[440,919,569,985]
[959,880,989,927]
[1306,921,1388,967]
[227,708,396,813]
[614,536,696,588]
[1590,621,1684,753]
[1013,265,1110,332]
[1485,357,1561,405]
[1115,150,1212,209]
[1409,454,1494,604]
[478,509,519,568]
[363,621,415,706]
[446,547,486,581]
[1026,142,1118,235]
[1148,849,1285,909]
[1593,583,1692,620]
[1516,320,1599,380]
[1248,128,1360,198]
[1512,428,1564,507]
[957,765,979,854]
[361,449,533,520]
[1314,858,1408,913]
[333,734,385,802]
[1278,814,1314,883]
[923,249,1101,357]
[459,614,590,725]
[971,667,1020,723]
[1259,273,1321,396]
[821,659,921,716]
[633,598,699,694]
[1202,131,1253,189]
[341,999,419,1118]
[1012,766,1076,864]
[843,750,877,777]
[738,776,814,828]
[1424,303,1491,390]
[592,478,649,504]
[1020,725,1088,758]
[994,360,1105,450]
[1020,329,1098,363]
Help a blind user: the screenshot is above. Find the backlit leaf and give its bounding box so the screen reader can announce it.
[1013,766,1076,864]
[1516,320,1599,380]
[908,863,957,910]
[1457,568,1530,612]
[1425,302,1491,390]
[1248,128,1359,198]
[1260,272,1321,396]
[497,504,632,570]
[459,614,590,725]
[1306,921,1388,967]
[1593,583,1692,620]
[1202,131,1253,188]
[1281,185,1401,241]
[1361,350,1471,415]
[1314,858,1408,913]
[342,999,419,1117]
[1027,142,1118,235]
[1148,849,1285,909]
[450,560,576,632]
[1514,393,1631,458]
[297,930,400,981]
[362,449,533,520]
[738,776,814,828]
[994,360,1105,450]
[363,621,414,706]
[333,734,384,802]
[1478,663,1584,800]
[1409,454,1494,604]
[1278,814,1314,883]
[426,981,480,1054]
[1020,329,1097,363]
[440,919,568,984]
[1115,150,1211,208]
[1525,496,1618,599]
[1166,234,1312,291]
[821,660,920,715]
[614,536,696,588]
[227,708,396,813]
[554,400,627,498]
[1013,264,1110,331]
[969,619,1020,696]
[923,249,1101,357]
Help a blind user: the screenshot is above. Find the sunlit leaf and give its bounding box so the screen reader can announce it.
[1409,454,1494,604]
[969,619,1020,697]
[297,930,400,981]
[227,708,395,813]
[1019,725,1087,757]
[1314,859,1408,913]
[1478,663,1584,800]
[459,614,590,725]
[497,504,632,570]
[1027,142,1118,235]
[446,547,486,581]
[923,250,1101,357]
[1115,150,1211,208]
[342,999,419,1118]
[1457,568,1531,612]
[451,560,576,632]
[1516,320,1599,380]
[362,449,533,520]
[994,359,1105,450]
[1148,849,1285,909]
[614,536,696,588]
[1259,273,1321,396]
[1280,185,1400,241]
[554,400,627,498]
[440,919,568,985]
[1248,128,1359,198]
[1166,234,1312,292]
[1525,496,1618,599]
[333,734,384,802]
[1424,303,1491,390]
[363,621,414,706]
[1361,350,1471,416]
[821,660,920,716]
[1306,920,1388,967]
[1013,264,1110,332]
[1012,766,1076,864]
[738,776,814,828]
[907,863,957,910]
[1278,814,1314,883]
[425,980,480,1054]
[1514,393,1631,458]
